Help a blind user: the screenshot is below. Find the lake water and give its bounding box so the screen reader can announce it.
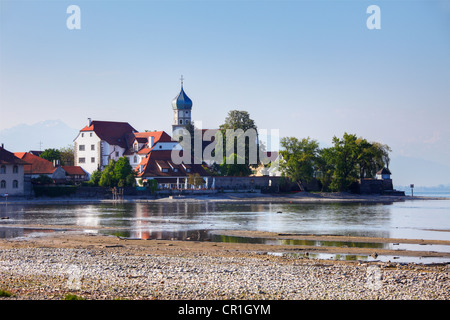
[1,197,449,263]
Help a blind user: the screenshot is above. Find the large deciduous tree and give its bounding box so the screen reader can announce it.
[279,136,319,191]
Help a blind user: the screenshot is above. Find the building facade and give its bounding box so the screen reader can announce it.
[73,119,138,176]
[0,146,28,196]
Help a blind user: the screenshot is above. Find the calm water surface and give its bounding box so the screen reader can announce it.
[0,199,449,241]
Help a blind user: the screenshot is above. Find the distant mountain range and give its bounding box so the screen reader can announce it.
[0,120,78,153]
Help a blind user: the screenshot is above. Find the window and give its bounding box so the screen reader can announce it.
[179,119,183,124]
[91,157,95,163]
[0,165,5,174]
[79,158,86,164]
[90,133,93,137]
[134,156,137,163]
[115,151,119,157]
[159,145,162,149]
[13,180,18,188]
[0,180,5,188]
[91,144,95,151]
[81,133,84,137]
[13,165,18,173]
[79,145,85,151]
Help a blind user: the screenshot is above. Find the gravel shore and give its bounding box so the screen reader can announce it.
[0,233,448,300]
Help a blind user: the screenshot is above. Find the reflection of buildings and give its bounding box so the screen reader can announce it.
[132,202,215,240]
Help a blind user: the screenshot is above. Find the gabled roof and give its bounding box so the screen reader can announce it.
[377,167,391,175]
[0,147,29,165]
[124,131,176,155]
[14,152,57,174]
[62,166,87,176]
[135,150,207,178]
[80,120,137,148]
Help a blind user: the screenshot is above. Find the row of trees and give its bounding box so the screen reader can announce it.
[182,110,392,193]
[280,133,391,192]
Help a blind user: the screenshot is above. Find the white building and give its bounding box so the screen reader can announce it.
[73,119,138,176]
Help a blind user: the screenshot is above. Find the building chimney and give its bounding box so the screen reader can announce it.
[88,118,92,126]
[149,136,155,148]
[1,143,3,149]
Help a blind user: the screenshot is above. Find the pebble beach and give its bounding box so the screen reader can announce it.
[0,233,448,300]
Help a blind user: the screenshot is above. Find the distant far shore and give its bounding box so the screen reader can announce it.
[1,191,449,205]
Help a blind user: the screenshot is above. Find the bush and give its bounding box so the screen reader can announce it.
[64,294,85,300]
[0,289,12,297]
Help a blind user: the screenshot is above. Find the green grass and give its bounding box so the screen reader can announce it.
[64,294,85,300]
[0,289,13,297]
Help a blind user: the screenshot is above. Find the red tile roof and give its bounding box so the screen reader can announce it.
[14,152,56,175]
[135,150,207,178]
[80,120,137,148]
[62,166,87,176]
[124,131,176,155]
[0,147,29,165]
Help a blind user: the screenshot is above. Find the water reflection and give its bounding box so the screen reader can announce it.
[0,200,449,242]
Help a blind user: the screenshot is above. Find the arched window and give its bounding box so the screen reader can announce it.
[179,119,183,124]
[0,180,5,188]
[13,165,18,173]
[13,180,18,188]
[0,165,5,174]
[134,155,138,163]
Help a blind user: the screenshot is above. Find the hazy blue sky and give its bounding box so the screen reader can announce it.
[1,0,449,186]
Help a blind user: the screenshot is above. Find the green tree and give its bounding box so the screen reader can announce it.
[220,110,257,131]
[98,161,116,187]
[279,137,319,191]
[59,145,74,166]
[187,173,204,188]
[315,147,335,192]
[218,110,259,176]
[114,157,134,183]
[40,148,61,163]
[327,133,360,192]
[88,170,102,186]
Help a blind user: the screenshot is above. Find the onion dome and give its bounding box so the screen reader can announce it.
[172,77,193,110]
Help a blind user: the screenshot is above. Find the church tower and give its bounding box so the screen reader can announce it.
[172,75,193,139]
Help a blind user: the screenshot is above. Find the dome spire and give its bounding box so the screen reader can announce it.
[172,76,192,110]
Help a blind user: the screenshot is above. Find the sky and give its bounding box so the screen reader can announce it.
[1,0,449,186]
